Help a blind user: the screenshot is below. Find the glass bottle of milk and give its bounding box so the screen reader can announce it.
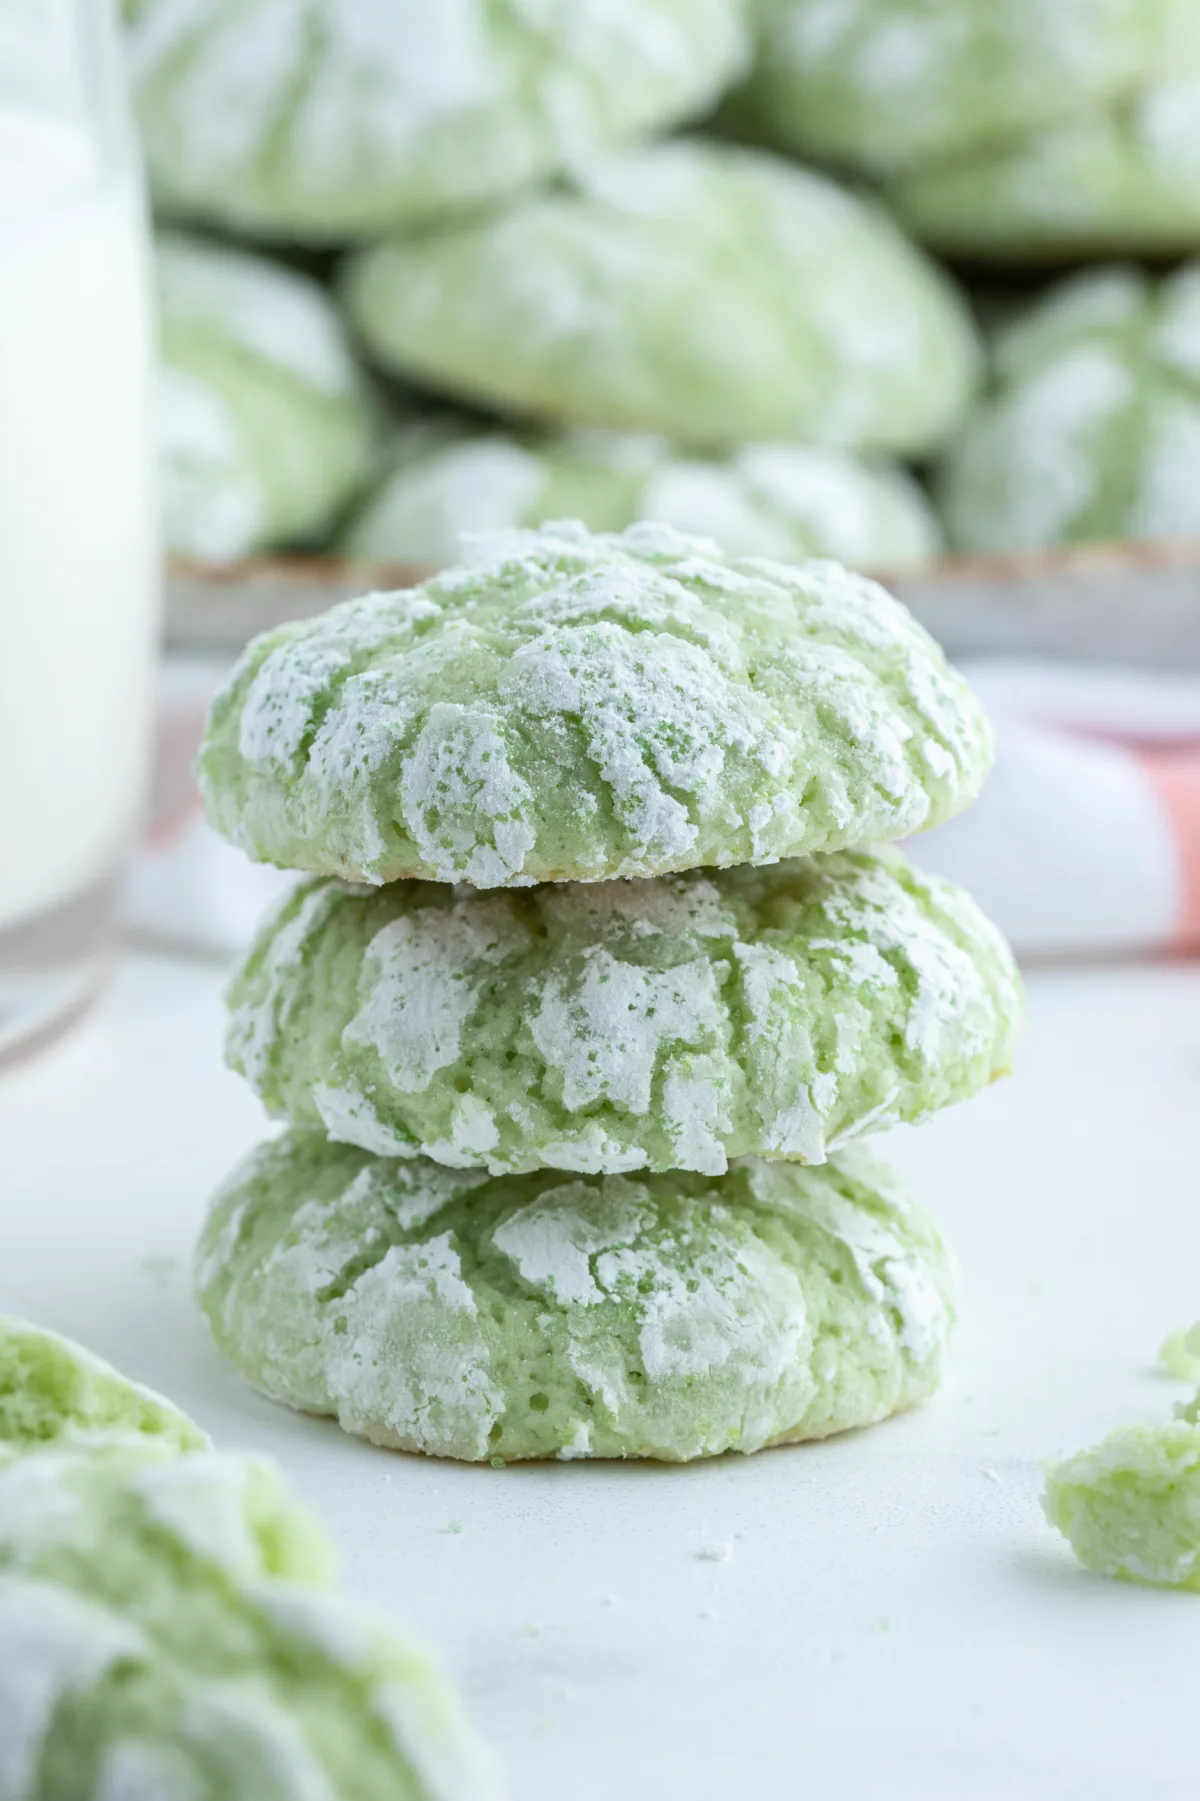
[0,0,157,1065]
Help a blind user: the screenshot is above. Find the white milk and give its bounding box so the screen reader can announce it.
[0,109,157,934]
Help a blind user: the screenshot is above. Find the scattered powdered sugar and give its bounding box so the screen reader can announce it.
[0,1576,146,1797]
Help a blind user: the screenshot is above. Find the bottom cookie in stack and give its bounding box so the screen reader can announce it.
[195,1132,956,1464]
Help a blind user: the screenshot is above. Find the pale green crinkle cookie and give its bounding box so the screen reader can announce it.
[894,75,1200,260]
[0,1448,501,1799]
[197,521,992,888]
[727,0,1200,177]
[195,1131,956,1463]
[343,422,942,573]
[1160,1323,1200,1382]
[158,232,377,563]
[0,1315,208,1457]
[1043,1398,1200,1590]
[935,265,1200,552]
[225,850,1020,1176]
[124,0,749,243]
[341,140,980,457]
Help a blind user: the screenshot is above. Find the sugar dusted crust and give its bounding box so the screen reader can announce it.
[199,521,992,888]
[196,1131,957,1463]
[226,848,1020,1176]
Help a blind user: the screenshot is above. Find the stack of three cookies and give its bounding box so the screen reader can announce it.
[194,522,1020,1465]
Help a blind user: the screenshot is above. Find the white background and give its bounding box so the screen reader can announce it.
[3,954,1198,1800]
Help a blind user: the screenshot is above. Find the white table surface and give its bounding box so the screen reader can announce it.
[3,952,1199,1800]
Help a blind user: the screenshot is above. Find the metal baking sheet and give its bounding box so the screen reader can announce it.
[165,537,1200,668]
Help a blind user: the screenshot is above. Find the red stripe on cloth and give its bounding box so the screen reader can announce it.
[1137,749,1200,950]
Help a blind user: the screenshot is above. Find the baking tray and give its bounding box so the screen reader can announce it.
[165,535,1200,668]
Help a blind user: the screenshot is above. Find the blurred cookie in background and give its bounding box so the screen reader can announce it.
[727,0,1200,180]
[158,232,378,563]
[342,140,981,456]
[343,419,941,571]
[894,75,1200,261]
[935,263,1200,551]
[124,0,750,243]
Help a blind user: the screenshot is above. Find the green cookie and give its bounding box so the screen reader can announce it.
[0,1447,501,1798]
[894,75,1200,260]
[226,850,1020,1175]
[125,0,749,243]
[198,521,991,888]
[343,421,941,573]
[1043,1397,1200,1589]
[727,0,1200,177]
[341,140,980,456]
[0,1316,208,1457]
[158,232,377,563]
[935,264,1200,551]
[196,1131,957,1463]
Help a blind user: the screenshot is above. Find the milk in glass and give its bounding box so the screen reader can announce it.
[0,95,157,1055]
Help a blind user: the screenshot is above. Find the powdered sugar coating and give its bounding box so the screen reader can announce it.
[199,521,991,886]
[894,73,1200,259]
[344,421,941,572]
[730,0,1200,177]
[936,262,1200,550]
[0,1449,501,1800]
[342,139,979,455]
[125,0,749,243]
[157,233,376,563]
[225,849,1020,1176]
[196,1130,956,1462]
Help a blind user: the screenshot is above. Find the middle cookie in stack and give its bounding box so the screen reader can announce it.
[194,521,1020,1463]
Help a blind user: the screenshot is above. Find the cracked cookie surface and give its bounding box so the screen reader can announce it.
[196,1131,957,1463]
[226,849,1020,1174]
[198,521,991,888]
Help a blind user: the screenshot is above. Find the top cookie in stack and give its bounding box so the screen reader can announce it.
[195,523,1019,1463]
[198,521,989,888]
